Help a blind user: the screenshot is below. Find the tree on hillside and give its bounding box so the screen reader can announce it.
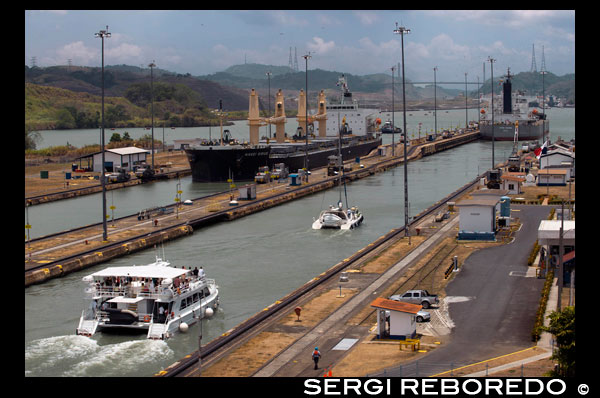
[55,108,76,129]
[105,104,130,128]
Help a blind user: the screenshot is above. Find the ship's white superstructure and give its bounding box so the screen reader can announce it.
[317,74,380,136]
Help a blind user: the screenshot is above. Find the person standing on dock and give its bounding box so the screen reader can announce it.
[312,347,321,370]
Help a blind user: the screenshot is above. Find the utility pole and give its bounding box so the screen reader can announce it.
[303,52,312,174]
[95,26,111,242]
[465,72,468,129]
[434,66,438,136]
[487,56,496,169]
[557,202,564,310]
[391,65,396,156]
[149,61,156,171]
[477,75,480,126]
[394,22,410,238]
[266,71,272,139]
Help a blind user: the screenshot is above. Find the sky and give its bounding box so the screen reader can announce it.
[25,10,575,83]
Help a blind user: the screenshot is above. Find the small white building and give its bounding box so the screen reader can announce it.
[501,173,526,195]
[537,169,568,186]
[370,297,421,340]
[81,147,150,172]
[456,192,504,240]
[539,148,575,178]
[537,220,575,283]
[238,184,257,200]
[538,220,575,247]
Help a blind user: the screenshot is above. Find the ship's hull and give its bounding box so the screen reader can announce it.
[185,136,382,182]
[479,120,548,141]
[269,136,381,172]
[185,145,271,182]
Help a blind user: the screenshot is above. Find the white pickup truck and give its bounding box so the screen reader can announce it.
[389,289,439,309]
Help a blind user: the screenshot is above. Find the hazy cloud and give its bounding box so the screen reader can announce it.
[307,37,335,55]
[353,11,379,25]
[56,41,97,66]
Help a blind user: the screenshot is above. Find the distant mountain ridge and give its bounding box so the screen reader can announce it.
[203,63,574,103]
[25,62,574,129]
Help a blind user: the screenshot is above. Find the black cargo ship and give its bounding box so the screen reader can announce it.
[184,144,271,183]
[185,75,382,182]
[184,134,381,182]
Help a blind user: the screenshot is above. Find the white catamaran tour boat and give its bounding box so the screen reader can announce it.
[76,256,219,340]
[312,200,363,230]
[312,113,364,230]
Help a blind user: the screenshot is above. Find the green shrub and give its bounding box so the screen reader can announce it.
[532,268,555,341]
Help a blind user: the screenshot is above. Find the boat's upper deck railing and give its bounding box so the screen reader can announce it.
[85,274,213,300]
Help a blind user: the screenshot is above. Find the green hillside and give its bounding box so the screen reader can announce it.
[478,71,574,104]
[25,81,230,133]
[25,62,575,137]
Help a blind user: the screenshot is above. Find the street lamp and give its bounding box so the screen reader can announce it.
[393,22,410,238]
[95,26,111,242]
[540,69,549,198]
[391,65,396,156]
[433,66,438,136]
[266,71,272,139]
[149,61,156,171]
[465,72,468,129]
[477,75,480,126]
[541,69,548,144]
[303,52,312,174]
[487,56,496,169]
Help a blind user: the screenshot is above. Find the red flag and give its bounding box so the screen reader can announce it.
[534,141,548,160]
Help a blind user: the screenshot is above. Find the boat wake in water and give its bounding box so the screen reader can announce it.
[25,335,173,377]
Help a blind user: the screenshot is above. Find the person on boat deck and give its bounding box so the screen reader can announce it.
[193,267,199,277]
[198,267,205,279]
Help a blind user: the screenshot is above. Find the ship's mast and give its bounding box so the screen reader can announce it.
[502,67,513,115]
[336,74,350,105]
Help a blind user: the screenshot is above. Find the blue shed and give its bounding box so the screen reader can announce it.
[500,196,511,218]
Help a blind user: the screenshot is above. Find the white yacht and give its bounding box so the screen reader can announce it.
[76,256,219,340]
[312,200,363,230]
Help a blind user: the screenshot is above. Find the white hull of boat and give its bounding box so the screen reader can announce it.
[312,211,363,230]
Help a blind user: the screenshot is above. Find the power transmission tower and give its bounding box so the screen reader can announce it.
[294,47,299,71]
[31,56,37,67]
[530,44,537,73]
[540,45,547,72]
[289,47,294,70]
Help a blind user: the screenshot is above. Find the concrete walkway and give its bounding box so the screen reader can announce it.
[253,216,460,377]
